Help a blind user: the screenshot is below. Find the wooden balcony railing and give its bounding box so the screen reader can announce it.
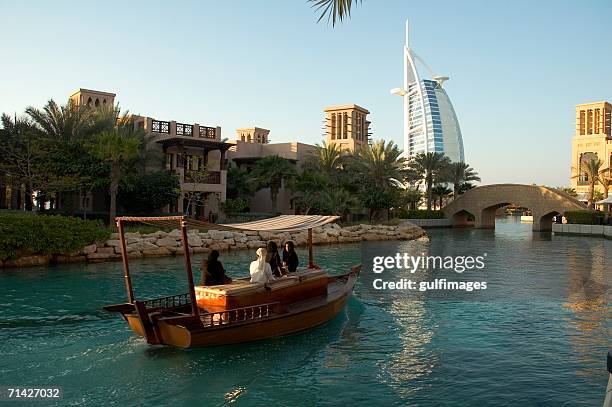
[144,293,191,310]
[184,170,221,184]
[176,123,193,136]
[151,120,170,134]
[200,302,280,327]
[199,126,216,139]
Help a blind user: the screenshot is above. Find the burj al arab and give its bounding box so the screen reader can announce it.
[391,21,465,163]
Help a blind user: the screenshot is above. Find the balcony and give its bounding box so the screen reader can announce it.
[199,126,216,139]
[184,170,221,184]
[176,123,193,136]
[151,120,170,134]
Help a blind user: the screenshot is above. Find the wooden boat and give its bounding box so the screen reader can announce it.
[103,215,361,348]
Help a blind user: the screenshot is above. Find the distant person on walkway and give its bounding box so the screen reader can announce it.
[201,250,232,286]
[266,241,284,277]
[250,248,275,284]
[282,241,299,273]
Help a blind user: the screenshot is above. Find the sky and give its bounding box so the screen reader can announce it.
[1,0,611,187]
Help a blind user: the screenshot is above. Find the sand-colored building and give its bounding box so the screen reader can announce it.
[228,128,316,214]
[324,104,370,152]
[570,101,612,200]
[67,88,231,219]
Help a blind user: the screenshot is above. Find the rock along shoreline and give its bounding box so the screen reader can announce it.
[1,222,427,268]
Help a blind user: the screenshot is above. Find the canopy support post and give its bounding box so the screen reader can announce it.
[117,219,135,303]
[180,217,199,318]
[308,228,314,268]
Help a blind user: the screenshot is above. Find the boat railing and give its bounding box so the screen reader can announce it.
[144,293,191,310]
[200,302,281,327]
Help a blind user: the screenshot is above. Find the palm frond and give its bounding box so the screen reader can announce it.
[308,0,361,27]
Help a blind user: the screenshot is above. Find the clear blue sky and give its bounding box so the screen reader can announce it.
[1,0,611,186]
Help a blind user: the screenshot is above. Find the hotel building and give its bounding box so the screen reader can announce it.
[570,101,612,200]
[70,88,231,219]
[391,21,464,163]
[228,128,316,214]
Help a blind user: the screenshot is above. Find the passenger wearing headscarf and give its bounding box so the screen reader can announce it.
[201,250,232,286]
[266,241,284,277]
[282,241,299,273]
[250,248,275,284]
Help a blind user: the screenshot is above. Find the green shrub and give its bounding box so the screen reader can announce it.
[397,209,445,219]
[564,210,603,225]
[0,213,109,260]
[220,197,249,214]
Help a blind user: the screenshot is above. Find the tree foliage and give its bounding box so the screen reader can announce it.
[119,171,180,214]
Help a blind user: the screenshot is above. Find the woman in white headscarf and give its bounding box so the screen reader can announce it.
[250,247,275,284]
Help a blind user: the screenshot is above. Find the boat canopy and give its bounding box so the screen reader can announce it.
[116,215,340,232]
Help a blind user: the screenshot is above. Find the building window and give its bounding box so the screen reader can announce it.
[343,112,348,139]
[331,113,336,140]
[579,110,585,135]
[587,109,593,134]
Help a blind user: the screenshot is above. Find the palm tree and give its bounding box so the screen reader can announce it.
[227,165,254,199]
[445,162,481,198]
[409,152,451,210]
[402,187,422,211]
[431,184,452,209]
[291,169,330,214]
[250,155,297,215]
[308,0,361,26]
[320,188,357,216]
[304,142,344,176]
[26,99,94,141]
[599,172,611,199]
[355,139,405,188]
[574,158,604,208]
[92,111,141,226]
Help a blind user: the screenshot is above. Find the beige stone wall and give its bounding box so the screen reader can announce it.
[0,222,427,268]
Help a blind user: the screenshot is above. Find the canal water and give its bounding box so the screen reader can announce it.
[0,217,609,406]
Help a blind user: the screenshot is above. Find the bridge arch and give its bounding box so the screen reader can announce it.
[442,184,587,231]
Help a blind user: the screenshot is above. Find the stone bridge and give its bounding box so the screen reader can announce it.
[442,184,587,231]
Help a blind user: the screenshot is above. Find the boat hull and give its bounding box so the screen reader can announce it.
[120,267,359,348]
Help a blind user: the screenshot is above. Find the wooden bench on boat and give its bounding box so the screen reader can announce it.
[195,268,329,312]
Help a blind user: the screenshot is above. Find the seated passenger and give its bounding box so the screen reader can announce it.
[201,250,232,286]
[250,248,275,284]
[282,241,299,273]
[266,241,285,277]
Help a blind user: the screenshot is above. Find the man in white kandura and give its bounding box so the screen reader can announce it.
[250,248,275,284]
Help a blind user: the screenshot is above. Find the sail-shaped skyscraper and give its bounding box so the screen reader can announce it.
[391,21,465,163]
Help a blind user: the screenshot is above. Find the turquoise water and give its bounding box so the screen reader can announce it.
[0,217,610,406]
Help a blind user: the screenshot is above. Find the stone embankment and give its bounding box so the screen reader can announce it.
[2,222,427,268]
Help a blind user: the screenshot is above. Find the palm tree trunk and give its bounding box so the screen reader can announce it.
[270,190,278,215]
[588,181,595,208]
[24,183,33,211]
[426,178,433,210]
[109,162,121,227]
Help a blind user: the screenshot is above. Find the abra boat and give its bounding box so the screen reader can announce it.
[104,215,360,348]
